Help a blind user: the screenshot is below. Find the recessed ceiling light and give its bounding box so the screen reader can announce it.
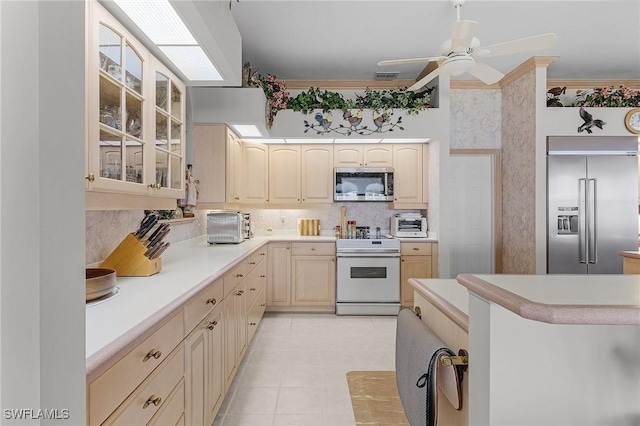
[285,139,334,144]
[231,125,263,137]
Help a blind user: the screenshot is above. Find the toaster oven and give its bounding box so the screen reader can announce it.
[390,214,428,238]
[207,212,246,244]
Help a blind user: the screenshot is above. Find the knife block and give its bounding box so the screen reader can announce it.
[100,233,162,277]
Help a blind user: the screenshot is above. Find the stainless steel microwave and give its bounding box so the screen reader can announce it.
[334,167,394,202]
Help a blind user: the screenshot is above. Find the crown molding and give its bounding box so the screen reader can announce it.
[547,79,640,90]
[499,56,559,88]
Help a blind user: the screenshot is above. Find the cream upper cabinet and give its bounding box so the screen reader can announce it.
[334,145,363,167]
[242,142,269,204]
[192,125,245,208]
[301,145,334,203]
[269,145,301,204]
[392,144,426,206]
[226,131,243,203]
[86,3,185,207]
[364,145,393,167]
[334,144,392,167]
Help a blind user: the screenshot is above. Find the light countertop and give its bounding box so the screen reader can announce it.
[618,250,640,259]
[409,278,469,331]
[457,274,640,325]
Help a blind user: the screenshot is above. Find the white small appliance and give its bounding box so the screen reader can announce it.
[390,213,427,238]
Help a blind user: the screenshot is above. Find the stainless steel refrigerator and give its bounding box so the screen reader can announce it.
[547,136,638,274]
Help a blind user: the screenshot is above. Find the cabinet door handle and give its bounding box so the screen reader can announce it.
[311,247,316,251]
[260,275,266,278]
[260,253,266,256]
[249,262,256,265]
[236,274,244,278]
[85,173,95,182]
[206,298,217,306]
[143,395,162,409]
[413,247,419,251]
[249,287,256,291]
[261,303,266,307]
[206,320,218,330]
[249,322,257,326]
[143,349,162,362]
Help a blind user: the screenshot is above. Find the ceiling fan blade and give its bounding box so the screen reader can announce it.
[450,20,478,52]
[467,59,504,85]
[476,33,557,58]
[408,67,441,92]
[377,56,445,66]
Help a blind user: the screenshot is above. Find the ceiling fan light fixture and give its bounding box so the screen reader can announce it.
[442,56,474,76]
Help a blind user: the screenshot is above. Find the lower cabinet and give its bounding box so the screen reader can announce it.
[184,305,224,426]
[267,242,336,311]
[400,242,438,307]
[88,248,268,426]
[223,279,247,392]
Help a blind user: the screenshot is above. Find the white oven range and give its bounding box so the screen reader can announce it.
[335,238,401,315]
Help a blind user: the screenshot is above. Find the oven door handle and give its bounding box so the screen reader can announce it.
[337,252,400,258]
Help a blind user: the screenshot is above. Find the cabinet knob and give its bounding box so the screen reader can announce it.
[260,275,266,278]
[143,349,162,362]
[413,247,419,251]
[249,287,256,291]
[206,320,218,330]
[311,247,316,251]
[206,298,217,306]
[261,303,266,307]
[234,197,240,201]
[249,262,256,265]
[249,322,257,326]
[143,395,162,409]
[236,274,244,278]
[148,183,161,190]
[260,253,266,256]
[85,173,95,182]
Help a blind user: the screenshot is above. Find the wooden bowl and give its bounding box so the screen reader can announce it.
[86,268,117,302]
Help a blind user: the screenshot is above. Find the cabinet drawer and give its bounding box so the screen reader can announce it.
[246,248,267,271]
[102,344,184,426]
[291,242,336,256]
[89,312,184,426]
[246,261,267,308]
[148,378,184,426]
[224,262,247,297]
[184,278,223,336]
[401,242,432,256]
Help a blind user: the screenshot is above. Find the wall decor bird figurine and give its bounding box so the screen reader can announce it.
[578,107,606,133]
[547,86,566,107]
[373,110,390,131]
[343,109,363,130]
[314,111,333,130]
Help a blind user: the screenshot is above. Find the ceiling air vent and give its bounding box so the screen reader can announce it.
[374,72,399,81]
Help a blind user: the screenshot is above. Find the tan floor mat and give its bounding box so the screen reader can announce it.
[346,371,410,425]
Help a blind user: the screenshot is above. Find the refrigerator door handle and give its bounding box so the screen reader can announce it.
[588,178,597,264]
[579,178,587,264]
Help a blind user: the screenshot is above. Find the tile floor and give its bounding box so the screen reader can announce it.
[213,312,398,426]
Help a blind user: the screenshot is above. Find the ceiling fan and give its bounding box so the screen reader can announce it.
[378,0,557,91]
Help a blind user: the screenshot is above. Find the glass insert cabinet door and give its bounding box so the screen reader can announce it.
[87,2,185,199]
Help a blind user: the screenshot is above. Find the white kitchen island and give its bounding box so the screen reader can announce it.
[410,274,640,426]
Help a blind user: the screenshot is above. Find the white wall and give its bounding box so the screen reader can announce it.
[1,1,86,423]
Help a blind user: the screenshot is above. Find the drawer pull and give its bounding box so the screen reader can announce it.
[143,349,162,362]
[413,247,419,251]
[249,287,256,291]
[260,275,266,278]
[206,320,218,330]
[260,303,266,307]
[143,395,162,409]
[236,274,244,278]
[206,298,217,306]
[236,290,244,296]
[311,247,316,251]
[260,253,266,256]
[249,261,256,265]
[249,322,257,326]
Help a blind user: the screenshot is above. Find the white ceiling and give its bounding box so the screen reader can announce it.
[229,0,640,82]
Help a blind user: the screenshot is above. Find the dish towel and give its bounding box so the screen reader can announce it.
[396,308,462,426]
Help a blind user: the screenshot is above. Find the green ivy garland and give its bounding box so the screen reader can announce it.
[288,87,432,115]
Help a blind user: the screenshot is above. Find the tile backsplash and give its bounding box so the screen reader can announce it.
[86,203,424,264]
[86,209,206,264]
